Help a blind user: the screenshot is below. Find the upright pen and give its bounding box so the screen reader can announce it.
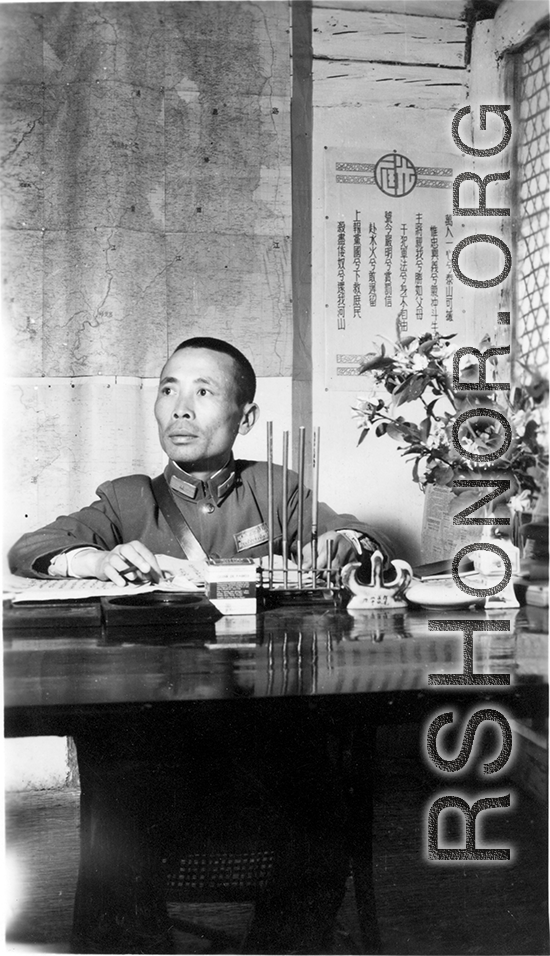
[282,430,289,589]
[326,537,332,589]
[267,421,274,588]
[296,426,305,589]
[311,426,320,588]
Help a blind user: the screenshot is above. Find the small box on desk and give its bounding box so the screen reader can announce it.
[205,558,257,615]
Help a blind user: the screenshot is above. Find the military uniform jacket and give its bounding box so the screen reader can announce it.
[9,457,387,578]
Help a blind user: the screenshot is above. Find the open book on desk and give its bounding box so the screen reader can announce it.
[6,557,207,603]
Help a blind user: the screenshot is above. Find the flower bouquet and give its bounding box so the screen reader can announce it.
[353,330,548,500]
[353,329,548,559]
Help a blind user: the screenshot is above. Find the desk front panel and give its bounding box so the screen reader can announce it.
[4,605,547,736]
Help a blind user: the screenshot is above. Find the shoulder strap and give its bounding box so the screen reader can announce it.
[151,475,208,562]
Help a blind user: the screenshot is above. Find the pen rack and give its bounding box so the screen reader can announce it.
[257,423,344,608]
[256,581,345,611]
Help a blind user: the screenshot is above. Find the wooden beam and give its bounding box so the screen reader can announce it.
[492,0,549,56]
[313,8,467,67]
[455,19,512,371]
[291,0,313,465]
[313,1,470,20]
[313,58,467,109]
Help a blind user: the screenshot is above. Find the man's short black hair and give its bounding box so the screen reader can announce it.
[173,336,256,406]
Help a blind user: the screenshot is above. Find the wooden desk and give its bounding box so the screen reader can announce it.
[4,603,547,734]
[4,602,548,954]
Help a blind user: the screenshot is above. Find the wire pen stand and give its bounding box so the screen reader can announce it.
[257,423,345,609]
[256,568,345,609]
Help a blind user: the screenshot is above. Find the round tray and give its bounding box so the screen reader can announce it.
[405,580,484,610]
[100,591,220,628]
[107,592,204,608]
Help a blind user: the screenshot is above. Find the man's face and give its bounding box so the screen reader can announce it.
[154,348,256,476]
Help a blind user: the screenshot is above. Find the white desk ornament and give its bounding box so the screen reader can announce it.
[342,549,413,610]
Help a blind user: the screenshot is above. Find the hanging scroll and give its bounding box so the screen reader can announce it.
[324,147,458,390]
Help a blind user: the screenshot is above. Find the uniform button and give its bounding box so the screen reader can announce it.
[202,503,215,514]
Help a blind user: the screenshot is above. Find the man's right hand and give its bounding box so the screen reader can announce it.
[71,541,163,586]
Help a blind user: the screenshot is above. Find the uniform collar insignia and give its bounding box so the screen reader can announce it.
[165,457,236,505]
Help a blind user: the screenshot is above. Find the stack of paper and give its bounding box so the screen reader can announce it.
[5,557,206,603]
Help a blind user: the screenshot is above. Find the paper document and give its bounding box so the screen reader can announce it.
[6,557,206,603]
[6,555,324,602]
[9,577,154,602]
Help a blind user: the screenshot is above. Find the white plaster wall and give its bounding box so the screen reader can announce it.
[4,738,70,792]
[233,376,293,465]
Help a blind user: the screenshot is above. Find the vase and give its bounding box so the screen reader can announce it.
[513,488,549,571]
[420,483,490,565]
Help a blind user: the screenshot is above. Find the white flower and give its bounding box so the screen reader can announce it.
[510,404,545,439]
[411,353,429,371]
[433,343,454,362]
[425,421,450,450]
[351,410,368,427]
[510,409,529,438]
[509,490,533,514]
[391,353,412,372]
[457,435,478,453]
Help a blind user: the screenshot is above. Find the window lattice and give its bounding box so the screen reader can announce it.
[515,28,550,381]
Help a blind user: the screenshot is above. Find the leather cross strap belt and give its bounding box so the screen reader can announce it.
[151,475,208,562]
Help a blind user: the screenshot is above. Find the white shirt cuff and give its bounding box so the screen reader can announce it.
[48,547,101,578]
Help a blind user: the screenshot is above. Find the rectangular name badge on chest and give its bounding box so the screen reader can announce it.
[234,522,269,552]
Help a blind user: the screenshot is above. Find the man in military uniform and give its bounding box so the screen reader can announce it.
[9,336,385,581]
[9,337,388,955]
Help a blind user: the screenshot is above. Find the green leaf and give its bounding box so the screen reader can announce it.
[357,428,369,446]
[358,355,394,373]
[394,383,412,406]
[407,375,428,400]
[523,420,539,448]
[432,462,454,485]
[400,424,421,441]
[407,444,428,454]
[393,376,409,394]
[386,423,406,441]
[375,422,388,437]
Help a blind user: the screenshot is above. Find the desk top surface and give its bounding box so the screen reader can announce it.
[4,603,547,715]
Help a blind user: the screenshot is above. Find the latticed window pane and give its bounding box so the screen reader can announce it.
[514,29,549,382]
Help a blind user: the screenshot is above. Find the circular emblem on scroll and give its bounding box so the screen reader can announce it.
[374,151,417,197]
